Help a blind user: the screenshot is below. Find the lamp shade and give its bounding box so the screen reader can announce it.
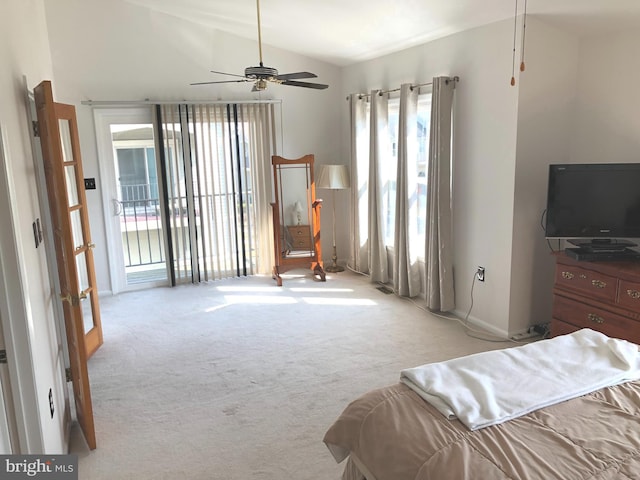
[316,164,350,190]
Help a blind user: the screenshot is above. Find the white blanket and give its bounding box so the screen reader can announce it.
[400,328,640,430]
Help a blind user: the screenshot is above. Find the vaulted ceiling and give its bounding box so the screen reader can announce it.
[123,0,640,66]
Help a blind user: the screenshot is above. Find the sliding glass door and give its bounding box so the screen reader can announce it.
[94,108,169,293]
[112,126,167,285]
[94,103,279,292]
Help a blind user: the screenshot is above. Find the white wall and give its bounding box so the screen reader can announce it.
[44,0,344,289]
[509,18,579,333]
[0,0,68,453]
[565,28,640,250]
[571,28,640,163]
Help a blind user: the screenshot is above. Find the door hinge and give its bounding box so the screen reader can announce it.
[65,367,72,382]
[32,120,40,137]
[0,350,7,364]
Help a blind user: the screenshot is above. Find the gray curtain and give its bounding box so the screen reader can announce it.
[348,94,370,273]
[368,90,389,283]
[425,77,456,311]
[393,84,421,296]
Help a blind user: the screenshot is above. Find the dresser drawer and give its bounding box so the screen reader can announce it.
[287,225,312,250]
[618,280,640,311]
[554,264,617,302]
[552,295,640,344]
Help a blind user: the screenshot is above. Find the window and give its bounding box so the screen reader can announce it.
[116,147,157,203]
[384,98,399,247]
[415,94,432,253]
[376,93,432,253]
[111,125,159,206]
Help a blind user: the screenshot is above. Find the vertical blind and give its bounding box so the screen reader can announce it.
[155,103,278,284]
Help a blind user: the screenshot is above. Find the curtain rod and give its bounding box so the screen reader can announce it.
[345,76,459,101]
[80,98,283,106]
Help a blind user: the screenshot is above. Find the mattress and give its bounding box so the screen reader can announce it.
[324,381,640,480]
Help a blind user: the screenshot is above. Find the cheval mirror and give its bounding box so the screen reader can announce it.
[271,154,325,286]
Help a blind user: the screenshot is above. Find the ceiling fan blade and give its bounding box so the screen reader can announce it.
[275,72,318,81]
[190,79,251,86]
[210,70,248,79]
[280,80,329,90]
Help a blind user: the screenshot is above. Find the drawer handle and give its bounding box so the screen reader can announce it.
[587,313,605,324]
[591,279,607,289]
[627,289,640,299]
[561,271,574,280]
[579,274,587,279]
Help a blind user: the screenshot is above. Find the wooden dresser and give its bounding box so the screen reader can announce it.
[551,252,640,344]
[286,225,312,251]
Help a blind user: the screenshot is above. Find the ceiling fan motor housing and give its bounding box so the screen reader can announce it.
[245,65,278,80]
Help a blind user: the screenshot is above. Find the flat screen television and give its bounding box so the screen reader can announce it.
[544,163,640,250]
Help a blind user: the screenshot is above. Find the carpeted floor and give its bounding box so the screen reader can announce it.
[70,269,507,479]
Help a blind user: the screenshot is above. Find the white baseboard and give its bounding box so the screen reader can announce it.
[452,308,510,339]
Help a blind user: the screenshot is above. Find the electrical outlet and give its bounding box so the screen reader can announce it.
[476,266,485,282]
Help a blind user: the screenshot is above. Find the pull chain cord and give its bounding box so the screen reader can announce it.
[520,0,528,72]
[510,0,518,86]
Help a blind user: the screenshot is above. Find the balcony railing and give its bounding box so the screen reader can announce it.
[118,183,257,280]
[119,184,164,268]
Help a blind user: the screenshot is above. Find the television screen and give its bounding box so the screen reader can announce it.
[545,163,640,239]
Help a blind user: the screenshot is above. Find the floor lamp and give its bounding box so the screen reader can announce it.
[316,164,350,273]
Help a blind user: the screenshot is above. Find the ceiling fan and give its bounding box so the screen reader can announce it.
[191,0,328,92]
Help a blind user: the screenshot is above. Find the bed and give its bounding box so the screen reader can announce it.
[324,329,640,480]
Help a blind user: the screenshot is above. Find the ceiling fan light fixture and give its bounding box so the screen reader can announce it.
[254,79,268,91]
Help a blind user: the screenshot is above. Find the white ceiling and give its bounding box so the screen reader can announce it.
[124,0,640,66]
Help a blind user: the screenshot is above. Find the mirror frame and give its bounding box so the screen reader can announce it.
[271,154,325,285]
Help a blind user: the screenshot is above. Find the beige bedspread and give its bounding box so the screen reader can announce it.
[324,381,640,480]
